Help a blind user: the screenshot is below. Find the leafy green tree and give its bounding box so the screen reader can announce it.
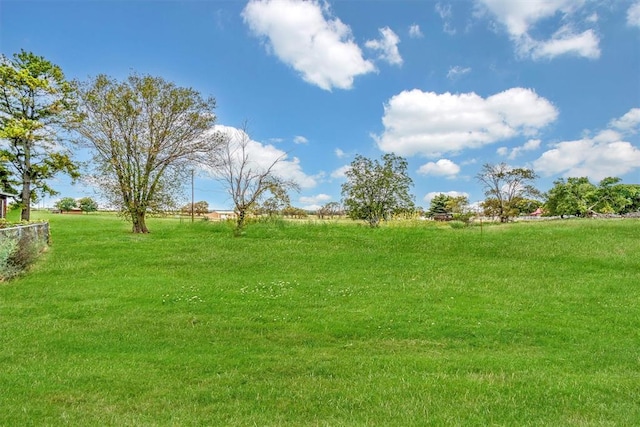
[78,197,98,214]
[74,73,220,233]
[513,198,542,215]
[545,176,640,216]
[194,201,209,216]
[341,154,414,227]
[476,163,539,222]
[55,197,77,213]
[480,197,503,219]
[594,177,634,214]
[445,196,469,215]
[0,50,80,221]
[617,184,640,214]
[545,177,597,217]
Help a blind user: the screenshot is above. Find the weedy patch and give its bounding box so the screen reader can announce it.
[162,285,204,304]
[240,279,298,299]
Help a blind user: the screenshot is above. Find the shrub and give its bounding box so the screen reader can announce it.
[0,238,19,280]
[0,232,46,281]
[452,212,474,223]
[449,220,467,229]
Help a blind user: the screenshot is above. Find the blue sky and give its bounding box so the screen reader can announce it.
[2,0,639,211]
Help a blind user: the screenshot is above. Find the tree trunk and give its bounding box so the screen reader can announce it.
[235,209,246,236]
[131,210,149,233]
[20,179,31,221]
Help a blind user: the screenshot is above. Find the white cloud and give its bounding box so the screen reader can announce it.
[477,0,582,36]
[298,193,332,211]
[335,148,347,158]
[408,24,423,38]
[447,65,471,80]
[610,108,640,134]
[435,2,456,35]
[242,0,375,91]
[299,193,331,205]
[529,27,600,60]
[533,108,640,180]
[498,138,541,159]
[628,1,640,27]
[293,135,308,144]
[365,27,403,66]
[424,191,469,202]
[330,164,350,179]
[417,159,460,177]
[375,87,558,157]
[476,0,600,60]
[212,125,317,188]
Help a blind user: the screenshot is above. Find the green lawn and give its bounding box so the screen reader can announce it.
[1,213,639,426]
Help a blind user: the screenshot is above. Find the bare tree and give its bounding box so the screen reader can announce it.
[210,126,299,235]
[74,73,220,233]
[317,201,342,219]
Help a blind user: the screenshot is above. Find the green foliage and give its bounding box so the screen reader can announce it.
[513,197,542,215]
[54,196,77,212]
[341,153,415,227]
[427,194,470,219]
[181,201,208,216]
[545,177,597,217]
[0,159,17,194]
[427,193,450,216]
[477,163,539,222]
[78,196,98,213]
[0,50,80,221]
[0,230,45,281]
[74,73,218,233]
[544,176,639,216]
[448,220,467,229]
[0,238,18,280]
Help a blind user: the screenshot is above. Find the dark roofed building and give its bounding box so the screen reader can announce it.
[0,191,16,219]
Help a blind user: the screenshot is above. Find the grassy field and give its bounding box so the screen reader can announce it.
[1,213,639,426]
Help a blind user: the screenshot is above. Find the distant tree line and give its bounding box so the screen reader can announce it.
[2,50,639,234]
[53,197,98,214]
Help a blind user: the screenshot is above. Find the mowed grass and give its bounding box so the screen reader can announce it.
[1,214,639,426]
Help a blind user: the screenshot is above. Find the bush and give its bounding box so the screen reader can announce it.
[449,220,467,229]
[452,212,474,223]
[0,233,46,281]
[0,238,19,280]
